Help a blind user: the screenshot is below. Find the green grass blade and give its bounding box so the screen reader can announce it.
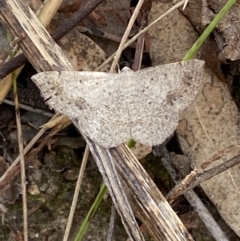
[74,183,108,241]
[183,0,236,60]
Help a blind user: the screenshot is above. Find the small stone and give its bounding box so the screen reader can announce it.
[39,183,49,192]
[28,184,40,195]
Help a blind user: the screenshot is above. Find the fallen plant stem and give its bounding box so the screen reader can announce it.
[167,0,238,207]
[3,99,53,117]
[12,63,28,240]
[73,137,142,240]
[166,154,240,203]
[132,5,149,71]
[109,0,145,72]
[74,1,148,239]
[0,0,104,79]
[96,0,185,71]
[159,147,228,241]
[107,205,116,241]
[0,115,70,183]
[0,0,64,104]
[63,145,90,241]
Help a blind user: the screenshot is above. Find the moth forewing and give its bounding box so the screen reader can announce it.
[32,59,205,148]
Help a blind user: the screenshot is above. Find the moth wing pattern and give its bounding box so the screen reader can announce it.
[32,71,116,119]
[32,59,205,147]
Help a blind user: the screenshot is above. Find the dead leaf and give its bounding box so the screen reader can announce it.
[148,1,240,236]
[176,68,240,237]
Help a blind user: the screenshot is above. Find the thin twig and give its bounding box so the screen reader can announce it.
[166,154,240,203]
[63,145,89,241]
[3,99,53,117]
[109,0,145,72]
[0,36,23,65]
[12,72,28,240]
[0,114,68,183]
[97,0,185,71]
[159,147,228,241]
[132,7,149,71]
[0,0,104,79]
[77,26,136,47]
[200,142,240,169]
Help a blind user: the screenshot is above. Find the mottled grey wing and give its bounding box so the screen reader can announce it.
[135,59,205,112]
[32,71,117,119]
[32,70,135,147]
[93,60,204,147]
[32,60,205,148]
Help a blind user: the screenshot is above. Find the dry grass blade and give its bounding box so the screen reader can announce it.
[182,0,189,10]
[0,0,104,81]
[0,114,68,183]
[109,0,145,72]
[96,0,185,71]
[12,71,28,240]
[86,140,145,240]
[107,205,116,241]
[63,145,89,241]
[132,5,149,71]
[0,0,63,103]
